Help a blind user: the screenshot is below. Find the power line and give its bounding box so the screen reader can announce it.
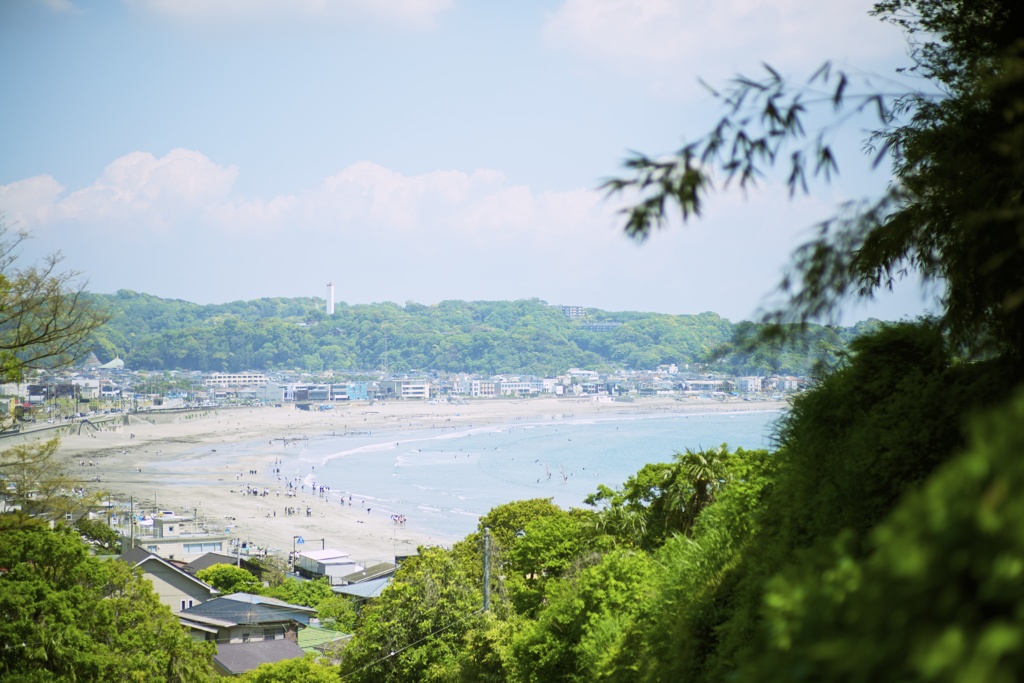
[338,608,485,681]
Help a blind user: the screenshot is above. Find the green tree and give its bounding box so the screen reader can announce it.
[195,563,263,595]
[339,546,482,683]
[0,438,86,521]
[604,0,1024,361]
[738,387,1024,682]
[0,522,214,681]
[316,594,358,632]
[508,548,654,683]
[584,445,737,550]
[74,514,122,553]
[237,654,337,683]
[262,576,333,607]
[0,222,109,382]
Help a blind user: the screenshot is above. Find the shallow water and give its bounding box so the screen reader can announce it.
[270,409,783,541]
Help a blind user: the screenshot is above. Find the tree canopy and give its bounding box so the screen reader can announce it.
[0,222,108,382]
[604,0,1024,360]
[0,521,214,682]
[87,291,860,376]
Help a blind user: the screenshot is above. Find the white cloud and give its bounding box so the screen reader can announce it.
[543,0,907,96]
[53,149,238,232]
[0,148,928,322]
[0,175,65,228]
[123,0,453,27]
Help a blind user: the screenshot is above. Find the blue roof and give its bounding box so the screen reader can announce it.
[181,593,315,626]
[333,576,391,599]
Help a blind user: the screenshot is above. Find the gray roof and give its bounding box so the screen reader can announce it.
[213,639,305,676]
[180,593,315,627]
[119,547,219,594]
[183,552,264,577]
[332,576,391,599]
[118,546,154,564]
[338,562,396,584]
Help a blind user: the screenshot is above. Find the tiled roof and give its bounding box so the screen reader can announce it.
[180,594,314,626]
[213,640,305,675]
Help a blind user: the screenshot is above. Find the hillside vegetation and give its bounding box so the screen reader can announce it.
[86,292,872,376]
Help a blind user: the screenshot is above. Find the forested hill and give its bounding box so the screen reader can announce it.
[85,290,879,376]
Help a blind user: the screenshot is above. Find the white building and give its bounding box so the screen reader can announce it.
[204,373,268,388]
[736,376,763,393]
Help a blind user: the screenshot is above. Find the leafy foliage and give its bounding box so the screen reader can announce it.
[0,223,109,382]
[0,438,93,522]
[261,576,334,608]
[195,563,264,595]
[237,654,338,683]
[736,387,1024,682]
[584,445,738,550]
[0,523,214,682]
[604,0,1024,360]
[74,515,121,554]
[338,546,482,683]
[87,291,858,375]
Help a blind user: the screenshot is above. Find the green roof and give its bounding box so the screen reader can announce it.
[298,625,350,653]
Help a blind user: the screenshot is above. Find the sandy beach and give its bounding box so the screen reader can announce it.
[39,397,786,564]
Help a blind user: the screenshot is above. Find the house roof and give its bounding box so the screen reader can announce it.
[180,593,316,627]
[183,552,263,577]
[222,593,317,612]
[332,576,391,599]
[297,548,349,562]
[177,618,222,634]
[177,613,237,629]
[213,639,305,676]
[297,625,351,653]
[338,562,396,584]
[119,545,154,564]
[119,547,219,595]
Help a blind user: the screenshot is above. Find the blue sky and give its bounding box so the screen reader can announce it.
[0,0,931,323]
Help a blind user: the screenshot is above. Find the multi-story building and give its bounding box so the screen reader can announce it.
[204,372,268,388]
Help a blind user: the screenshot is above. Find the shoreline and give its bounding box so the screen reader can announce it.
[46,397,787,563]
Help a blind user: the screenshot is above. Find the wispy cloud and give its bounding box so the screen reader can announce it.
[543,0,906,97]
[1,148,918,321]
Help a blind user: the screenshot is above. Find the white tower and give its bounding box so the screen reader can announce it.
[326,282,335,315]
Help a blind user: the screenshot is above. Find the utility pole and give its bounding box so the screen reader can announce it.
[483,527,491,612]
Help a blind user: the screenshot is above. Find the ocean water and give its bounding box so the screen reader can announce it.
[270,409,783,542]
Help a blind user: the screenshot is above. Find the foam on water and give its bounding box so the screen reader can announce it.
[178,409,782,543]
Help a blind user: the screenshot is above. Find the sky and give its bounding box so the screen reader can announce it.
[0,0,933,323]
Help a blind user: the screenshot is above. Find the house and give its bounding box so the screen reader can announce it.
[735,376,763,393]
[178,592,317,645]
[183,552,268,582]
[211,640,306,677]
[118,546,219,613]
[379,379,430,400]
[335,562,397,586]
[127,512,232,561]
[294,548,363,584]
[332,576,392,604]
